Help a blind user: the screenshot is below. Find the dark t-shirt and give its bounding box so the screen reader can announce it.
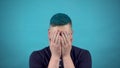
[29,45,92,68]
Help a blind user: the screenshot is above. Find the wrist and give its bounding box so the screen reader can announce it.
[48,55,60,68]
[63,55,71,59]
[51,55,60,60]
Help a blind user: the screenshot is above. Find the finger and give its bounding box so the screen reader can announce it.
[61,36,65,46]
[67,31,72,41]
[55,31,60,44]
[61,32,67,45]
[57,36,60,46]
[65,31,70,41]
[67,32,71,39]
[53,31,57,43]
[54,30,60,43]
[64,31,72,45]
[63,32,69,43]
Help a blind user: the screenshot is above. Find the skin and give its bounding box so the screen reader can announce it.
[48,24,75,68]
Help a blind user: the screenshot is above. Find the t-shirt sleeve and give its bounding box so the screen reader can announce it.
[78,50,92,68]
[29,51,43,68]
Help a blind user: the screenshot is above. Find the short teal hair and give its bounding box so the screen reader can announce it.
[50,13,72,27]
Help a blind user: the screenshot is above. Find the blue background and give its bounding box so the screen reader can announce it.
[0,0,120,68]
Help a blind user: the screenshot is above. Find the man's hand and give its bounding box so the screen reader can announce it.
[50,30,61,58]
[60,31,75,68]
[48,30,61,68]
[60,31,72,58]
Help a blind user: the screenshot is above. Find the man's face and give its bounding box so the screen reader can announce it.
[48,24,73,43]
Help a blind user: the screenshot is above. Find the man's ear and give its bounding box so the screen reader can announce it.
[48,29,51,40]
[70,30,73,42]
[71,30,73,35]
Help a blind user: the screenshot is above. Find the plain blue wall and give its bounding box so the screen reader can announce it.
[0,0,120,68]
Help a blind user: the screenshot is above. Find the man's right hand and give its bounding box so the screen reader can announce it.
[50,30,61,59]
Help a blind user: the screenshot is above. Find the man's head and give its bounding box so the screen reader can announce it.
[48,13,73,42]
[50,13,72,27]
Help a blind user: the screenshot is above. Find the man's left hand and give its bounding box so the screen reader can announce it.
[60,31,72,58]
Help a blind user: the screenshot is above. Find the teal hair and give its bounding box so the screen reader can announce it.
[50,13,72,27]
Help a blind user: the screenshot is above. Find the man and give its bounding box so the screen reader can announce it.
[29,13,92,68]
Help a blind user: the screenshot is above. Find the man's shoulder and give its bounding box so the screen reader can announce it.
[38,46,50,52]
[71,45,91,63]
[72,45,90,54]
[32,46,50,55]
[30,46,50,60]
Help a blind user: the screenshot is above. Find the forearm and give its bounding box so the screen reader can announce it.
[63,55,75,68]
[48,56,60,68]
